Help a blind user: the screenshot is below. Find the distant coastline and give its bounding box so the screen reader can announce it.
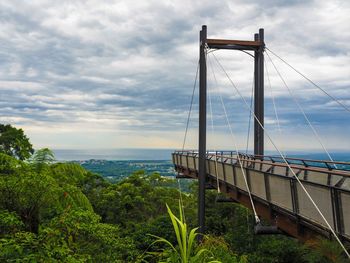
[53,148,174,161]
[53,148,350,162]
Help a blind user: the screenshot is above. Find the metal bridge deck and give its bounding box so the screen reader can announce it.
[172,151,350,243]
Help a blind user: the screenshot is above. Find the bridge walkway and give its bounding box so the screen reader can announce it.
[172,150,350,243]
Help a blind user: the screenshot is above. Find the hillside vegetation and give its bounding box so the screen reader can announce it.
[0,124,347,262]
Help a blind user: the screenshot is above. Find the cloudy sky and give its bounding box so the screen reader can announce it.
[0,0,349,152]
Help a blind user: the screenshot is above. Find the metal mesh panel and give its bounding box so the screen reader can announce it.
[341,179,350,191]
[246,160,254,168]
[231,155,238,164]
[172,154,175,165]
[252,162,260,170]
[290,168,302,178]
[224,164,234,185]
[306,171,328,185]
[195,157,199,170]
[188,157,195,170]
[208,160,216,176]
[235,166,248,191]
[173,154,178,165]
[249,171,266,199]
[273,166,287,176]
[262,164,272,172]
[330,175,343,187]
[217,162,225,181]
[181,155,187,167]
[269,175,293,211]
[341,192,350,237]
[297,183,334,228]
[242,159,250,168]
[288,164,305,178]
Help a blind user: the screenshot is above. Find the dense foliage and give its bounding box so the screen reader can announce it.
[0,126,347,262]
[0,124,34,160]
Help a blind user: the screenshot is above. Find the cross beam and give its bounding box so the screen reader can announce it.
[207,39,262,50]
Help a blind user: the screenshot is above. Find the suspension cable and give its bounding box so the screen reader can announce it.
[266,51,337,169]
[208,54,260,223]
[265,59,285,155]
[266,47,350,114]
[181,61,199,150]
[245,78,254,154]
[207,52,221,193]
[178,60,199,223]
[211,52,350,258]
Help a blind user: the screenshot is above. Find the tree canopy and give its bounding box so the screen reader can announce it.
[0,124,347,262]
[0,124,34,160]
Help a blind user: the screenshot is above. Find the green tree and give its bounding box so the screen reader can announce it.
[0,209,24,234]
[30,148,55,173]
[0,153,94,234]
[0,124,34,160]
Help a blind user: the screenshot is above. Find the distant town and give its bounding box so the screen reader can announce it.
[73,159,176,181]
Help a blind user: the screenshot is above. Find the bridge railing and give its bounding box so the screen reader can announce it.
[173,150,350,171]
[172,151,350,241]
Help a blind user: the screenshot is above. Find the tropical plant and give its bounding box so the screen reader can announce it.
[150,201,221,263]
[31,148,55,164]
[30,148,55,173]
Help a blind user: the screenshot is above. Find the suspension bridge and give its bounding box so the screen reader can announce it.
[172,25,350,257]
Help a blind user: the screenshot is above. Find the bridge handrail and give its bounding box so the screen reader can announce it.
[173,151,350,178]
[173,150,350,171]
[172,151,350,242]
[246,153,350,168]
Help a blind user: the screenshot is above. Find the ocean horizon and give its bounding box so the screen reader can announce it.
[53,148,175,161]
[52,148,350,162]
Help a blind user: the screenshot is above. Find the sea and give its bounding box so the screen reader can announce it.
[53,148,350,162]
[52,149,350,180]
[53,148,174,161]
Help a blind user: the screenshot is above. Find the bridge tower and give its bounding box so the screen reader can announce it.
[198,25,265,240]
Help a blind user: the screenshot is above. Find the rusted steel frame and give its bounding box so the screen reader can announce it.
[207,39,262,47]
[208,45,257,51]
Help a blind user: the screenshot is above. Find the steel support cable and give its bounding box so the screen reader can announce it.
[264,59,285,155]
[266,52,337,169]
[181,61,199,150]
[178,60,199,223]
[266,47,350,114]
[208,54,260,223]
[207,53,221,193]
[211,52,350,259]
[245,78,254,154]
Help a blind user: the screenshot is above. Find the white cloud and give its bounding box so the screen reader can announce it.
[0,0,349,151]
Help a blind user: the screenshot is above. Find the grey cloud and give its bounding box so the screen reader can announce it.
[0,0,349,150]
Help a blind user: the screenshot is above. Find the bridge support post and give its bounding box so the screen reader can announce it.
[254,29,265,156]
[198,25,207,241]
